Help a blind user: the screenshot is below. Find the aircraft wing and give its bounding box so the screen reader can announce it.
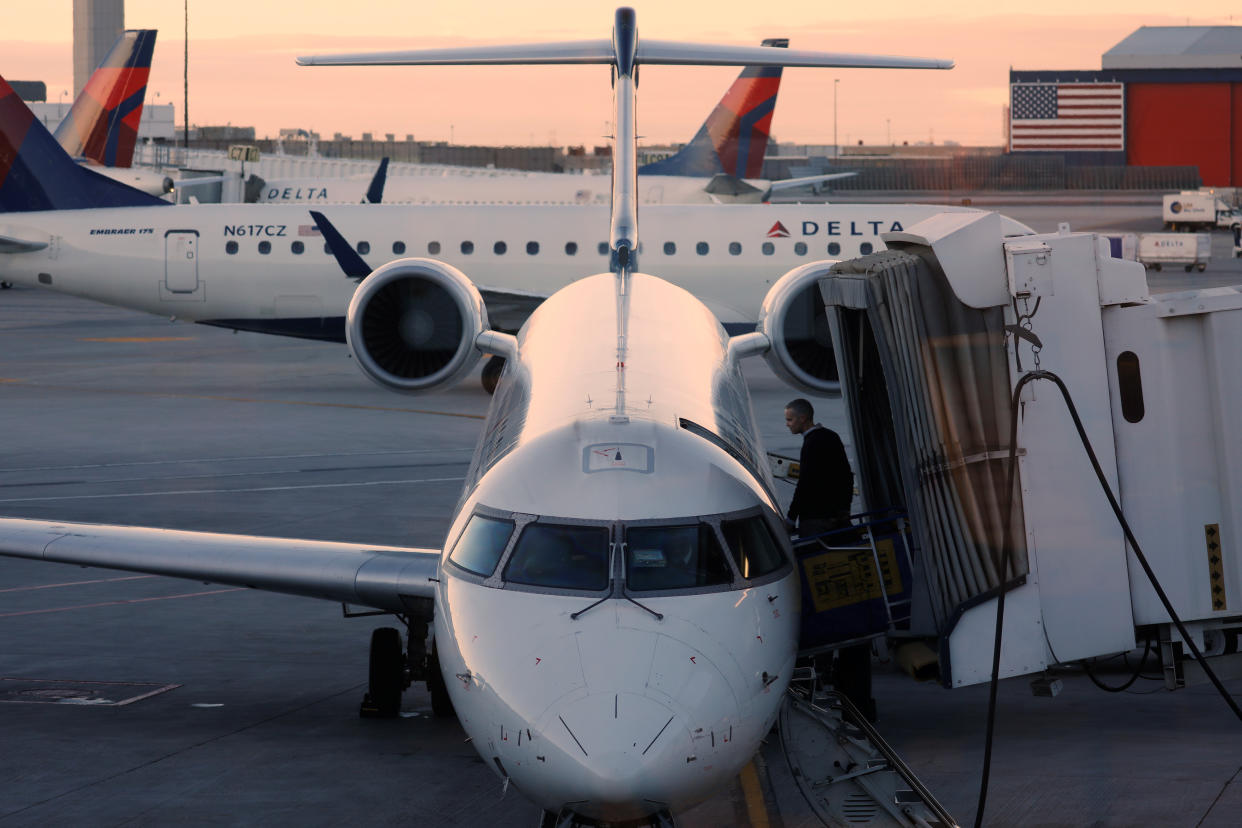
[768,171,859,193]
[0,518,440,613]
[478,285,548,332]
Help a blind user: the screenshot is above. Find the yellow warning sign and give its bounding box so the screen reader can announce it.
[1205,523,1227,611]
[802,538,904,613]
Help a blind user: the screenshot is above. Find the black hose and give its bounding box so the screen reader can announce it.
[973,369,1242,828]
[1081,635,1151,693]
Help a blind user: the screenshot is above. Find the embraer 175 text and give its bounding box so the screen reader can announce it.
[0,10,956,825]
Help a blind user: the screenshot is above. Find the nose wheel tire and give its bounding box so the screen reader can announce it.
[360,626,404,718]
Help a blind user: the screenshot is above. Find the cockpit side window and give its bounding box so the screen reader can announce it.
[448,514,514,577]
[720,516,785,579]
[504,523,610,591]
[625,524,732,591]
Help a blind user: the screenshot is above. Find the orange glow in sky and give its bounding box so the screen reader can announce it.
[3,1,1239,147]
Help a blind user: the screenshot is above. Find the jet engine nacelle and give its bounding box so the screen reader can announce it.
[756,261,840,395]
[346,258,489,393]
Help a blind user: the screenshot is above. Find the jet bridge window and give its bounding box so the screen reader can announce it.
[625,524,732,591]
[504,523,610,591]
[720,516,785,579]
[448,514,515,577]
[1117,351,1145,423]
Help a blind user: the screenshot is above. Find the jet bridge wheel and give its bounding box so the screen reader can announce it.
[361,626,404,718]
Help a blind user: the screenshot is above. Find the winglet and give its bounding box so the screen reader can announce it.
[365,157,389,204]
[309,210,372,279]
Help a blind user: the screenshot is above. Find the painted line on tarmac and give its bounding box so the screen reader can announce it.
[0,587,245,617]
[80,337,196,343]
[0,575,154,594]
[3,446,474,474]
[739,760,772,828]
[1,381,487,420]
[0,476,467,504]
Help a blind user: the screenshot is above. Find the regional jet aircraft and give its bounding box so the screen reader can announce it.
[0,15,950,821]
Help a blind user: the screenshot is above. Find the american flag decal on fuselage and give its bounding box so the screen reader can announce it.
[1009,82,1124,152]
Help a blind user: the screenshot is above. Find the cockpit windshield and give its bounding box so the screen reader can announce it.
[503,523,611,591]
[625,524,733,591]
[720,516,785,580]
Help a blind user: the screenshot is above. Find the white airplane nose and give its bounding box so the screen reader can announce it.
[553,691,691,819]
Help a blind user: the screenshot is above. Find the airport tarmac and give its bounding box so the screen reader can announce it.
[3,206,1242,827]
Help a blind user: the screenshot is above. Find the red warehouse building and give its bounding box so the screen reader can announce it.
[1009,26,1242,186]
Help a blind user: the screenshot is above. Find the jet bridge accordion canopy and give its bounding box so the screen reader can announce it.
[818,250,1027,631]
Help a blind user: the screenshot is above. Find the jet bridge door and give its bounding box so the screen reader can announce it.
[164,230,200,295]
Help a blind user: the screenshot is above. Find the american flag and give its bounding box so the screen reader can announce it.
[1009,83,1124,151]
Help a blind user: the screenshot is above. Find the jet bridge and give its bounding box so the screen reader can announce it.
[811,212,1242,688]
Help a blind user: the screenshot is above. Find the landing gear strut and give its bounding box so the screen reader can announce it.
[358,613,455,719]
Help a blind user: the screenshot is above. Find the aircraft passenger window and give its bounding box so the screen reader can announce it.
[696,242,709,255]
[565,242,578,255]
[428,241,441,255]
[226,241,239,255]
[663,242,676,255]
[794,242,807,255]
[526,241,539,255]
[461,241,474,255]
[597,242,608,256]
[860,242,873,255]
[728,242,742,256]
[494,241,507,255]
[357,241,371,255]
[448,514,514,577]
[625,524,732,591]
[762,242,774,256]
[393,241,406,255]
[258,241,271,255]
[504,523,610,591]
[827,242,841,256]
[720,516,785,580]
[291,241,304,255]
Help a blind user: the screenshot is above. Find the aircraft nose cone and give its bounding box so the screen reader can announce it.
[554,691,692,817]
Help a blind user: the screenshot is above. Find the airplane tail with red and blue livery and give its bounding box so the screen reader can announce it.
[54,29,157,168]
[639,37,787,179]
[0,75,169,212]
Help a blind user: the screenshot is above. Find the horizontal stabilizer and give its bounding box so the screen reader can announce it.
[768,171,859,192]
[0,517,440,613]
[299,41,951,70]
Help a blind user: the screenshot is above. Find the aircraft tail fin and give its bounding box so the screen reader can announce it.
[639,38,788,179]
[0,75,169,212]
[54,29,157,168]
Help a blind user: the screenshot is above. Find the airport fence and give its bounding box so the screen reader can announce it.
[819,156,1201,192]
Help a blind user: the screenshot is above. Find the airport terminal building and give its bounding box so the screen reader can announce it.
[1009,26,1242,186]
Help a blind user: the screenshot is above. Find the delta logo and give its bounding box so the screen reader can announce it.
[767,221,790,238]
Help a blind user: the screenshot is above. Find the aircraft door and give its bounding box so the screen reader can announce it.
[164,230,200,294]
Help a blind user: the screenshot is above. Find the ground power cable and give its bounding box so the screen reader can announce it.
[973,369,1242,828]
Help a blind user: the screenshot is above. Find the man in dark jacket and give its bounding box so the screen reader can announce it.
[784,398,853,538]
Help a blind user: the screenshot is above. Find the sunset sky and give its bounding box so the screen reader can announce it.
[4,1,1239,147]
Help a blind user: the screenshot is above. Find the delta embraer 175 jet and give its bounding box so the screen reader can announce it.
[1,13,951,822]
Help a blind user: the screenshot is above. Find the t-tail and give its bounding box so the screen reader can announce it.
[639,37,788,179]
[0,75,169,212]
[54,29,157,168]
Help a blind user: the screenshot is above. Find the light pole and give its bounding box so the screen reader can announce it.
[833,78,839,160]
